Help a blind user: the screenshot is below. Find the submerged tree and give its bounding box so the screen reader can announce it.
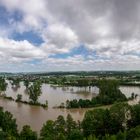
[24,80,30,89]
[16,94,22,102]
[11,78,20,88]
[98,79,127,102]
[28,81,42,104]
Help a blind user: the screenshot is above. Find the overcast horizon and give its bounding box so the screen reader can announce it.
[0,0,140,72]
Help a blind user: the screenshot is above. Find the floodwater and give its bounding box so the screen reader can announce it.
[0,98,87,133]
[0,81,140,133]
[5,81,99,107]
[119,86,140,97]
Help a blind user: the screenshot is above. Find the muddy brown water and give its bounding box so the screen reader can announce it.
[1,81,140,133]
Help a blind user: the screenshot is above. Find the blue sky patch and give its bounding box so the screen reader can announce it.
[0,6,22,25]
[12,31,44,46]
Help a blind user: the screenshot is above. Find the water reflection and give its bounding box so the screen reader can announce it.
[119,86,140,97]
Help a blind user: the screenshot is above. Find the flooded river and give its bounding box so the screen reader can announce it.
[0,81,140,133]
[5,81,99,107]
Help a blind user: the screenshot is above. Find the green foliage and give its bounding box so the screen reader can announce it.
[66,80,127,108]
[84,135,99,140]
[0,77,7,92]
[24,80,30,88]
[10,78,20,87]
[20,125,37,140]
[45,100,48,108]
[0,107,18,137]
[16,94,22,102]
[0,130,7,140]
[126,125,140,140]
[28,81,42,103]
[40,120,55,140]
[109,103,131,133]
[128,104,140,128]
[116,131,126,140]
[94,80,127,104]
[69,129,83,140]
[76,79,90,86]
[54,115,66,134]
[66,114,77,135]
[82,108,111,136]
[82,103,132,137]
[40,114,78,140]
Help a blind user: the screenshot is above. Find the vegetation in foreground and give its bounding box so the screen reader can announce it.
[1,102,140,139]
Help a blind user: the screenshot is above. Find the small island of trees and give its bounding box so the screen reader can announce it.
[61,80,127,108]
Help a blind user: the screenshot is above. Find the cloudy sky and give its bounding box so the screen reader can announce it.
[0,0,140,72]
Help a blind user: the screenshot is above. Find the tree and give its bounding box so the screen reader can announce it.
[128,104,140,128]
[0,78,7,93]
[109,103,131,134]
[131,93,135,100]
[76,79,90,86]
[116,131,126,140]
[82,108,111,137]
[40,120,55,140]
[24,80,30,89]
[0,129,8,140]
[11,78,20,88]
[97,80,127,104]
[102,134,117,140]
[54,115,66,135]
[84,135,99,140]
[69,129,83,140]
[126,125,140,140]
[56,133,66,140]
[66,114,77,137]
[45,100,48,108]
[65,80,127,108]
[20,125,37,140]
[28,81,42,104]
[16,94,22,102]
[0,107,18,137]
